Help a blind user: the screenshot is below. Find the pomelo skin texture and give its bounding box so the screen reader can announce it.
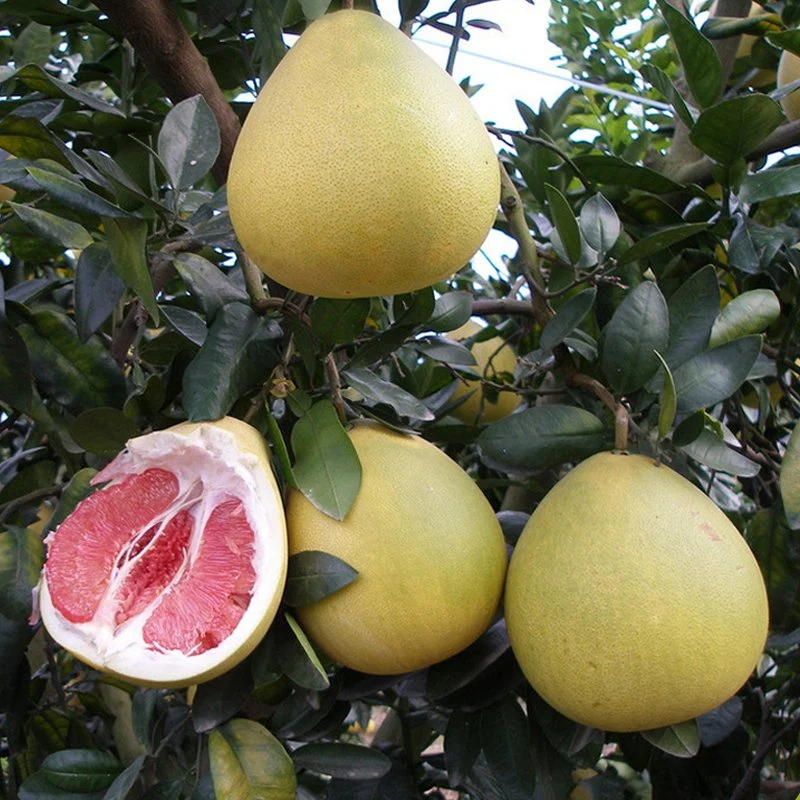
[39,417,287,688]
[449,320,520,425]
[227,10,500,299]
[504,451,769,733]
[287,422,507,675]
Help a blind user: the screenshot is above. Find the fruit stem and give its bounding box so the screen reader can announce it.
[241,254,267,303]
[341,0,354,8]
[614,402,629,451]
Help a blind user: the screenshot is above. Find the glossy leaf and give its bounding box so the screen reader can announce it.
[280,612,330,691]
[427,291,473,332]
[579,193,620,255]
[41,750,123,792]
[709,289,780,348]
[0,526,45,620]
[617,223,709,266]
[697,697,743,747]
[641,719,701,758]
[681,428,760,477]
[293,743,392,780]
[14,21,51,67]
[601,281,669,394]
[14,64,124,116]
[67,408,139,457]
[414,337,476,366]
[192,660,253,733]
[392,288,435,327]
[158,305,208,347]
[571,155,683,193]
[158,95,221,190]
[74,244,127,342]
[672,335,762,413]
[17,772,105,800]
[540,287,596,352]
[480,697,536,800]
[173,252,248,321]
[782,423,800,529]
[0,317,34,412]
[311,298,370,346]
[665,265,719,368]
[343,366,434,421]
[727,215,784,274]
[654,350,676,440]
[545,183,582,264]
[478,405,606,471]
[9,202,93,250]
[740,164,800,204]
[26,167,130,218]
[284,550,359,607]
[640,63,696,128]
[182,302,282,420]
[291,399,361,520]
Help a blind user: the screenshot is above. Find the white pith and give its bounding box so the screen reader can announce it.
[39,424,286,685]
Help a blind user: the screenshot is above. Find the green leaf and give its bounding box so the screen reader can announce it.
[46,468,98,535]
[291,399,361,520]
[0,115,68,164]
[740,165,800,204]
[656,0,722,108]
[571,155,683,194]
[102,755,145,800]
[74,244,127,342]
[280,611,330,690]
[540,287,596,352]
[640,63,696,128]
[25,167,131,218]
[157,95,221,190]
[67,408,139,457]
[654,350,677,440]
[579,193,620,255]
[0,316,34,412]
[158,305,208,347]
[18,772,105,800]
[682,428,760,477]
[414,337,477,366]
[173,252,248,321]
[617,223,709,266]
[478,405,606,471]
[103,217,159,326]
[672,335,762,413]
[781,423,800,529]
[208,719,296,800]
[690,95,784,164]
[641,719,701,758]
[601,281,669,394]
[347,325,414,369]
[182,302,282,420]
[444,709,481,788]
[709,289,781,348]
[343,366,434,421]
[310,298,370,346]
[665,265,719,368]
[41,750,123,792]
[191,660,253,733]
[728,215,784,274]
[284,550,359,607]
[14,22,51,66]
[480,697,537,800]
[427,291,473,333]
[292,743,392,779]
[14,64,124,116]
[252,0,288,83]
[545,183,582,264]
[9,202,93,250]
[392,288,435,327]
[0,527,45,621]
[17,309,127,412]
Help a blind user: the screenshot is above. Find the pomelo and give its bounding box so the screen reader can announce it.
[286,422,507,675]
[504,451,769,732]
[39,417,287,688]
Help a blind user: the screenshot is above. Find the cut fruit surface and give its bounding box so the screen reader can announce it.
[40,418,287,688]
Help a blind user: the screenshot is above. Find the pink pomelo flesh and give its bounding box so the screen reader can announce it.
[45,468,258,656]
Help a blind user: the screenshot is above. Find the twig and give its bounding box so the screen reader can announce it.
[471,298,536,319]
[325,354,347,424]
[445,6,465,75]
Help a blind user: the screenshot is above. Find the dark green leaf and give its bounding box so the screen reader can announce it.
[427,291,473,333]
[45,468,97,535]
[158,96,221,190]
[0,316,34,412]
[709,289,780,347]
[673,335,762,413]
[279,612,330,690]
[601,281,669,394]
[617,223,709,266]
[681,428,760,476]
[26,167,131,218]
[478,405,606,471]
[310,298,370,346]
[291,400,361,520]
[571,155,683,193]
[727,215,784,274]
[15,64,124,116]
[67,408,139,457]
[656,0,722,108]
[0,615,33,695]
[544,183,582,265]
[781,423,800,529]
[444,709,482,788]
[640,63,696,128]
[103,755,146,800]
[654,350,677,440]
[641,720,700,758]
[173,252,248,321]
[343,367,434,421]
[18,772,105,800]
[252,0,288,82]
[0,115,68,164]
[9,202,93,250]
[540,287,596,352]
[284,550,359,607]
[182,302,282,420]
[0,459,55,505]
[480,697,536,800]
[347,325,414,369]
[414,337,477,366]
[158,305,208,347]
[293,743,391,780]
[14,22,52,67]
[665,265,719,368]
[74,244,127,342]
[740,164,800,203]
[0,527,45,620]
[41,750,123,792]
[697,697,743,747]
[192,660,253,733]
[392,288,435,327]
[579,193,620,255]
[690,95,784,164]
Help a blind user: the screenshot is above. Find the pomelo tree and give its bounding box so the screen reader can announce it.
[0,0,799,798]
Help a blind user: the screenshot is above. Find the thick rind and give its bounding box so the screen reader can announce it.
[39,417,287,688]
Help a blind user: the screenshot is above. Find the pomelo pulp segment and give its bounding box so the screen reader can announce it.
[39,418,287,687]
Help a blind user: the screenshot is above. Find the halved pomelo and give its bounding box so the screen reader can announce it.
[39,417,287,688]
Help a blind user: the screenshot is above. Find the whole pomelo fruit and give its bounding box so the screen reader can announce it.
[449,320,520,425]
[40,417,287,688]
[286,422,507,674]
[228,10,500,299]
[504,451,769,733]
[778,49,800,120]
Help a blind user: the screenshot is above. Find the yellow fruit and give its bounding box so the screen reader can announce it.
[228,10,500,298]
[505,451,769,733]
[40,417,288,688]
[778,49,800,120]
[287,422,507,674]
[0,183,15,204]
[449,320,521,425]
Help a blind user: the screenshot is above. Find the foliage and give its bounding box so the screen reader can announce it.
[0,0,799,798]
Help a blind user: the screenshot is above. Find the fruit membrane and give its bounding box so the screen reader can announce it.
[39,417,287,687]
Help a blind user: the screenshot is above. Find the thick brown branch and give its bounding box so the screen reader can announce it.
[93,0,241,185]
